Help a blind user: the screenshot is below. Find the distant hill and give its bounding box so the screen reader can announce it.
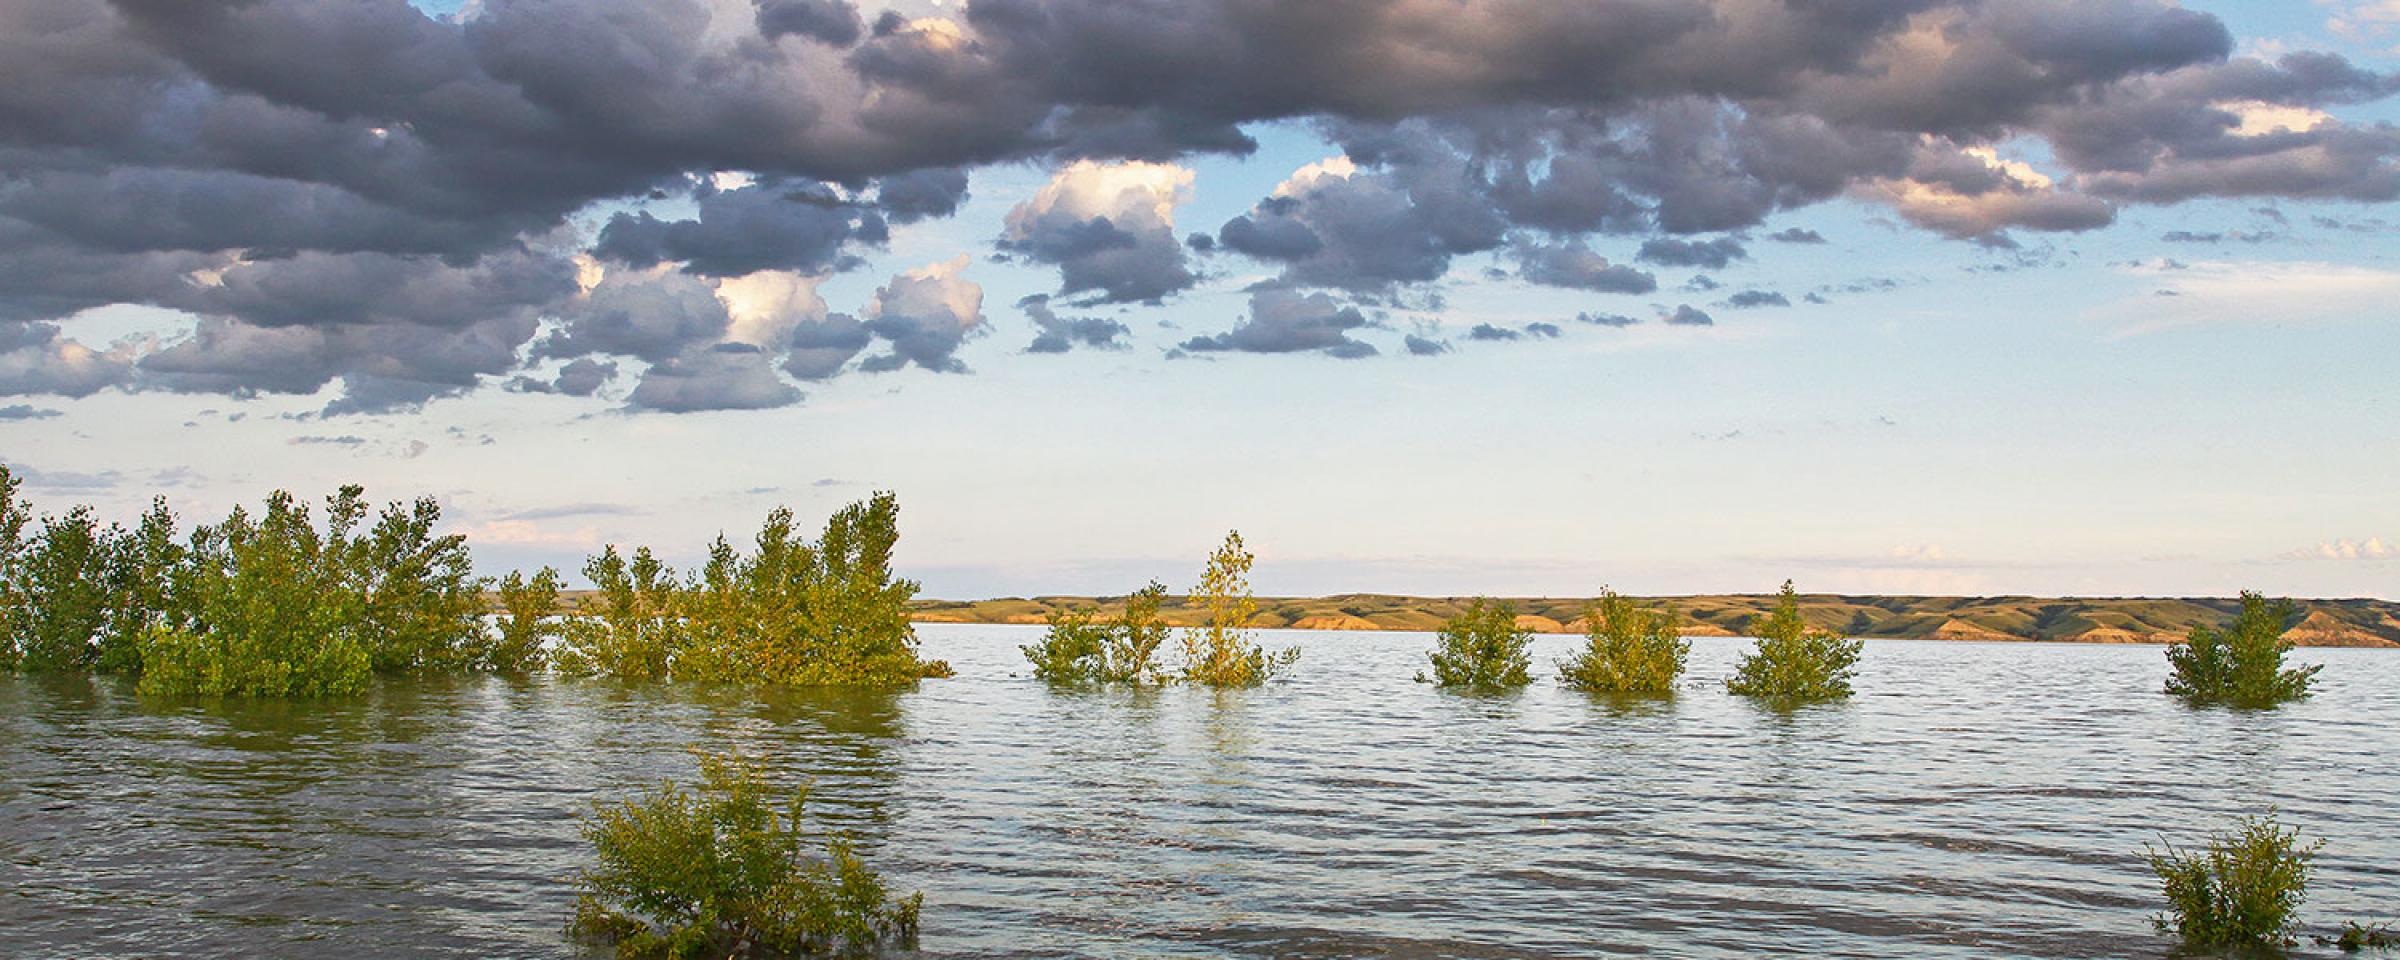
[903,593,2400,648]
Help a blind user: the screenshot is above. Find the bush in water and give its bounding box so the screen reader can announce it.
[1022,581,1172,685]
[2165,591,2321,709]
[570,751,920,959]
[2148,811,2319,951]
[1419,597,1533,689]
[1558,588,1688,695]
[1725,581,1861,704]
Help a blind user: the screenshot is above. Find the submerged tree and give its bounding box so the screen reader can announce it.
[570,751,921,959]
[336,490,486,674]
[1558,588,1687,695]
[555,494,948,685]
[1177,531,1296,688]
[1023,581,1171,685]
[2148,812,2320,952]
[137,491,374,698]
[1419,597,1533,689]
[1725,581,1862,704]
[12,506,112,673]
[2165,592,2320,709]
[484,566,564,673]
[0,465,27,671]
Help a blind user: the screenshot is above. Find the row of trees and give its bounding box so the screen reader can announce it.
[1020,531,1299,688]
[0,466,944,696]
[1417,582,1859,703]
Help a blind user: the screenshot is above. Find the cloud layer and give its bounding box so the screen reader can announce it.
[4,0,2396,411]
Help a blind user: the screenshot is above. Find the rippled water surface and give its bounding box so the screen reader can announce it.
[4,626,2397,958]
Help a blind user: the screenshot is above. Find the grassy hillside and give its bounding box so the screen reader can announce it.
[900,593,2400,648]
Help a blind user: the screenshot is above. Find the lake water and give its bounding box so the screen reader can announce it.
[4,625,2396,958]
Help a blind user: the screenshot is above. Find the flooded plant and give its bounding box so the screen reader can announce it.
[1419,597,1532,689]
[555,494,948,685]
[2319,922,2400,952]
[1176,531,1296,688]
[569,751,921,959]
[2165,592,2322,709]
[336,489,486,674]
[484,566,564,673]
[1558,588,1687,695]
[136,490,374,698]
[1725,581,1861,704]
[1023,581,1171,685]
[2147,811,2320,952]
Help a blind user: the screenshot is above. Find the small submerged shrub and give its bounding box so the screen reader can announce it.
[1725,581,1861,705]
[1022,581,1171,685]
[136,490,375,698]
[2320,922,2400,952]
[2166,591,2322,709]
[1176,531,1296,688]
[1558,589,1686,695]
[571,751,920,959]
[2147,811,2320,952]
[1418,598,1532,689]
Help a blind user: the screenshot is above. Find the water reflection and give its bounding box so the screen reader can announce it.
[2,628,2397,959]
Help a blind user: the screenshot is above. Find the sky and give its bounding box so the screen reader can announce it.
[3,0,2398,600]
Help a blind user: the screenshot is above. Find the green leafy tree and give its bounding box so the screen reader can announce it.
[2165,592,2321,708]
[1023,581,1171,685]
[333,490,487,674]
[97,498,183,674]
[556,545,683,681]
[14,506,113,672]
[2148,812,2320,951]
[1559,589,1688,694]
[0,465,28,671]
[1725,581,1862,704]
[1419,597,1533,689]
[1177,531,1296,687]
[137,491,372,697]
[485,566,564,673]
[556,494,945,685]
[569,751,921,958]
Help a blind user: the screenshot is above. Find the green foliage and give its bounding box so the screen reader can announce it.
[13,506,112,672]
[1022,582,1171,685]
[2320,921,2400,952]
[2148,812,2321,951]
[0,465,25,672]
[569,751,921,959]
[1176,531,1296,688]
[336,490,486,674]
[98,498,184,674]
[1725,581,1862,704]
[556,494,945,686]
[137,491,373,698]
[1418,597,1532,689]
[2166,592,2322,708]
[1559,588,1688,694]
[486,566,564,673]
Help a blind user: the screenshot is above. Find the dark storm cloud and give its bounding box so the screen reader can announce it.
[1021,295,1130,353]
[783,312,872,381]
[1,0,2394,402]
[537,271,731,365]
[626,343,802,413]
[1514,240,1657,294]
[875,167,971,224]
[1000,163,1196,304]
[1181,290,1376,358]
[594,180,877,278]
[510,357,618,396]
[754,0,863,46]
[1637,236,1748,270]
[0,404,63,421]
[1662,304,1714,326]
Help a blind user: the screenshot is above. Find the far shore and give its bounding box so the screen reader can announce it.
[543,591,2400,649]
